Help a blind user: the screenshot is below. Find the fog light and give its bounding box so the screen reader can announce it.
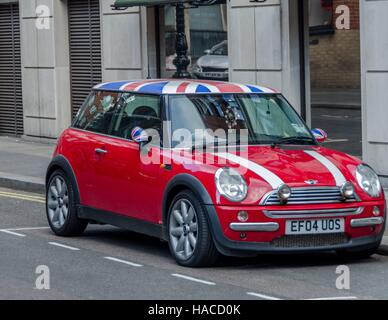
[277,184,291,204]
[373,206,380,216]
[237,211,249,222]
[340,181,355,199]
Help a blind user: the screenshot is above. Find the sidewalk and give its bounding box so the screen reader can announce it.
[311,88,361,109]
[0,136,54,193]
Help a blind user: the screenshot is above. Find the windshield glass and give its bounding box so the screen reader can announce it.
[210,42,228,56]
[169,94,315,148]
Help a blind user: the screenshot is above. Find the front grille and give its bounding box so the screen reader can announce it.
[261,187,358,205]
[201,67,227,73]
[271,233,349,248]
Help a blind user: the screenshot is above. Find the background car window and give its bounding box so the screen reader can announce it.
[73,91,119,134]
[111,93,162,143]
[211,41,228,56]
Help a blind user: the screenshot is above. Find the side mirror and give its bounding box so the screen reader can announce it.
[204,49,211,55]
[312,128,328,143]
[131,127,151,147]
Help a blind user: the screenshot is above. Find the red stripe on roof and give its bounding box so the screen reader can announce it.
[122,79,166,91]
[187,79,244,93]
[177,81,190,93]
[216,83,245,93]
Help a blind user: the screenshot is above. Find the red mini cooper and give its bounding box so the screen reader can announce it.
[46,79,386,267]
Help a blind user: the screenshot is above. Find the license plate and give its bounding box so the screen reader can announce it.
[203,72,224,78]
[285,218,344,235]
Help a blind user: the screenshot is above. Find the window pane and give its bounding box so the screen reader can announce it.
[163,4,228,80]
[73,91,119,134]
[111,94,162,142]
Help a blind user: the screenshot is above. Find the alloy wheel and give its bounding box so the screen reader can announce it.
[47,176,69,229]
[169,199,198,260]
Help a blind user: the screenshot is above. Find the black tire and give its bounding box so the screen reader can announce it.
[167,190,219,267]
[46,169,88,236]
[336,244,380,260]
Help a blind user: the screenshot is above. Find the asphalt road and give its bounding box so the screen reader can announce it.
[312,107,362,157]
[1,186,388,300]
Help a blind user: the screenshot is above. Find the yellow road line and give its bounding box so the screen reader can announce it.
[0,191,45,201]
[0,192,45,204]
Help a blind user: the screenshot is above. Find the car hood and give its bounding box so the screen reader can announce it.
[206,145,362,189]
[196,55,229,69]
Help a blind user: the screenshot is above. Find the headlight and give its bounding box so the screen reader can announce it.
[277,184,291,204]
[192,64,202,73]
[340,181,355,199]
[356,164,382,198]
[215,168,248,202]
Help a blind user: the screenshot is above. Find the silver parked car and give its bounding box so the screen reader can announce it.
[192,40,228,81]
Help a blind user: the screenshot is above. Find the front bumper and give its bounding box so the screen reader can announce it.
[205,202,386,257]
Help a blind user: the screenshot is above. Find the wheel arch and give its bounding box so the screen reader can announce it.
[46,155,81,205]
[162,174,214,238]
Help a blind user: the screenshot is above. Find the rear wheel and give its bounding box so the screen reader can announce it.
[167,190,219,267]
[46,170,88,236]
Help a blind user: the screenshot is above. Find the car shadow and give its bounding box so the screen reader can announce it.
[216,252,380,270]
[78,225,384,270]
[82,225,172,259]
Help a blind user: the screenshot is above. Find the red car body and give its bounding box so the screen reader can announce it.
[46,79,386,263]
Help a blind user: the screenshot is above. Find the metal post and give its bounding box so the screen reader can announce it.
[172,3,191,78]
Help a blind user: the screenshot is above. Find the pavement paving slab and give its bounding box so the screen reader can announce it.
[311,89,361,109]
[0,137,53,192]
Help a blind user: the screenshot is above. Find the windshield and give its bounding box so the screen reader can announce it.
[210,42,228,56]
[169,94,315,148]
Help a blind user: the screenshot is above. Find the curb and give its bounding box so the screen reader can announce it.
[0,172,45,194]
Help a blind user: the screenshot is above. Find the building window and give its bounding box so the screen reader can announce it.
[161,4,228,80]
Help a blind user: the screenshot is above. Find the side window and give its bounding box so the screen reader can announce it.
[73,90,119,134]
[111,93,162,143]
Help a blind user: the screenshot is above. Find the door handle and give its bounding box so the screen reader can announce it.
[95,148,108,154]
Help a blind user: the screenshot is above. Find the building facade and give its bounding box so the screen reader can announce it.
[360,0,388,186]
[0,0,387,186]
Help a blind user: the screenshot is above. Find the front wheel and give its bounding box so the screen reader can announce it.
[46,169,88,236]
[167,190,219,267]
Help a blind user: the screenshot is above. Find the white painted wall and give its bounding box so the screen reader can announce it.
[19,0,149,140]
[100,0,148,81]
[360,0,388,186]
[20,0,71,141]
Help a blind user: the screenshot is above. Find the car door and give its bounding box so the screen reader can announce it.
[92,92,164,223]
[71,90,120,208]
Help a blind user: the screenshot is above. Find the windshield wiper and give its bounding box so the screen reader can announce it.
[271,136,316,148]
[191,138,245,152]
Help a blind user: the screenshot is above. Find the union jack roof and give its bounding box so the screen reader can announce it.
[93,79,278,95]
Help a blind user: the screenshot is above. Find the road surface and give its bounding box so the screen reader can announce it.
[0,186,387,300]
